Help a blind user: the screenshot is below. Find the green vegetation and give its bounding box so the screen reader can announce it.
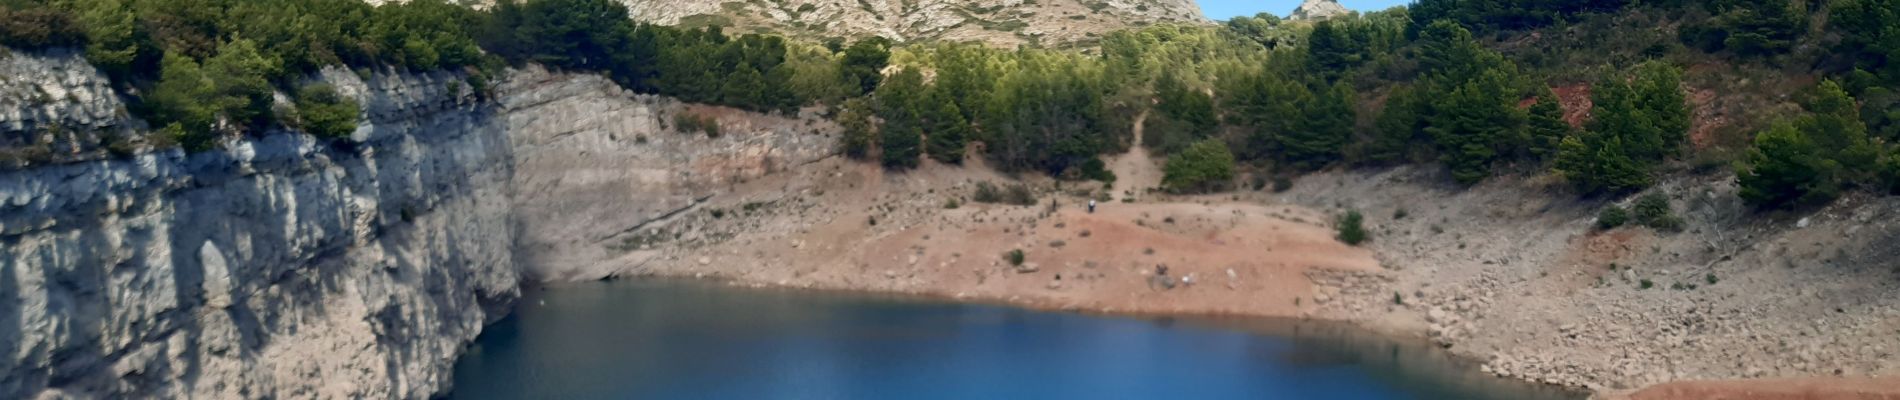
[673,114,721,138]
[1336,210,1368,246]
[1596,206,1629,230]
[973,182,1037,206]
[1738,80,1880,209]
[292,84,360,139]
[1005,249,1026,266]
[1162,139,1235,193]
[1631,193,1684,232]
[3,0,1898,214]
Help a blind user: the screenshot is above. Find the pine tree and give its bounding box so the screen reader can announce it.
[923,89,969,164]
[1526,87,1573,160]
[838,98,876,160]
[840,37,892,96]
[1281,81,1354,171]
[721,63,766,110]
[1553,133,1653,195]
[1634,62,1690,152]
[1365,85,1424,165]
[1589,76,1668,162]
[881,123,923,170]
[1738,123,1840,208]
[74,0,141,79]
[876,67,926,127]
[1426,69,1525,185]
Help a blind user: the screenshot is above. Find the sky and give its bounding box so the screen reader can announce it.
[1196,0,1413,20]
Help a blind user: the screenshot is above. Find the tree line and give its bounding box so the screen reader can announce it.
[4,0,1899,210]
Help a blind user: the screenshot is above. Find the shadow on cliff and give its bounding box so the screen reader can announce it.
[1,246,23,398]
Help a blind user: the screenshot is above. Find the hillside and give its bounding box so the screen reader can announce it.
[371,0,1209,45]
[4,0,1900,398]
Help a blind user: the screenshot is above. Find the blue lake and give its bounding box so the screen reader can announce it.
[449,280,1582,400]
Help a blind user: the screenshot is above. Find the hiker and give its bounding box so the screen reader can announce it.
[1088,199,1096,213]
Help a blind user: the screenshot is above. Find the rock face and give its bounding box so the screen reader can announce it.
[499,65,837,281]
[0,58,518,398]
[367,0,1208,46]
[644,0,1208,45]
[0,49,140,167]
[0,48,838,398]
[1289,0,1351,20]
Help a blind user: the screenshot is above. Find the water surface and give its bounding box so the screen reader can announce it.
[450,280,1582,400]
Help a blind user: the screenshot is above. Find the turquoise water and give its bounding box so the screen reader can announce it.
[449,280,1582,400]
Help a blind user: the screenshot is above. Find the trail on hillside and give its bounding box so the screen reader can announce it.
[1107,110,1162,200]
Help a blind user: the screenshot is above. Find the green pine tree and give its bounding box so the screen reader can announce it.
[1554,133,1653,195]
[838,98,876,160]
[923,89,969,164]
[1426,69,1525,185]
[1738,122,1841,209]
[1526,87,1573,160]
[881,123,923,170]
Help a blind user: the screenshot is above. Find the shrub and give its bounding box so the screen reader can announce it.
[974,182,1036,206]
[973,182,1003,203]
[1162,139,1236,193]
[1631,193,1684,232]
[1336,210,1368,246]
[1272,176,1293,193]
[1005,249,1026,266]
[295,84,361,140]
[1639,279,1654,289]
[0,6,86,50]
[1003,184,1036,205]
[673,113,720,137]
[1079,158,1116,183]
[1596,206,1629,230]
[943,198,961,209]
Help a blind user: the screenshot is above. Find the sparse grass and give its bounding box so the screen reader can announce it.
[676,14,734,29]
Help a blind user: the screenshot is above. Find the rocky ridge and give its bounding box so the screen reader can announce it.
[366,0,1208,46]
[1289,0,1352,20]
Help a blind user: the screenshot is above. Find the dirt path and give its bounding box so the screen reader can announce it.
[1106,110,1163,200]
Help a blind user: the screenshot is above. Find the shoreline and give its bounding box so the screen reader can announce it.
[536,158,1900,399]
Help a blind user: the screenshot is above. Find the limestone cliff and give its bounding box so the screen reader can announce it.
[0,47,837,398]
[366,0,1208,46]
[627,0,1208,45]
[1289,0,1351,20]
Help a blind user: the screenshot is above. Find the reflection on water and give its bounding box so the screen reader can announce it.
[449,280,1583,400]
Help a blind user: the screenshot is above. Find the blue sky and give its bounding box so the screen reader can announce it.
[1196,0,1413,20]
